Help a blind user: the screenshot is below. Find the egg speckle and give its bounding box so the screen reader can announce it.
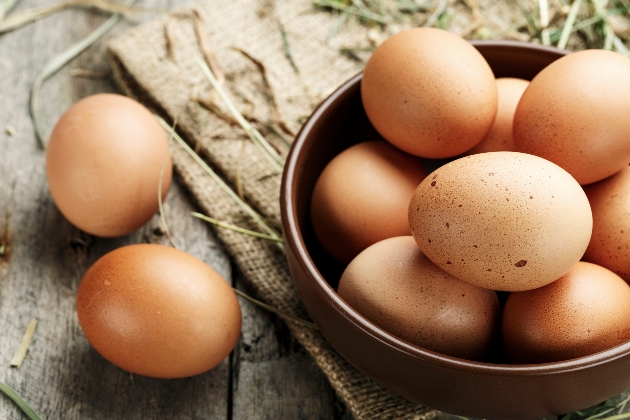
[409,152,592,291]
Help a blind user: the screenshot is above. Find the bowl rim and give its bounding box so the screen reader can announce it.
[281,39,630,376]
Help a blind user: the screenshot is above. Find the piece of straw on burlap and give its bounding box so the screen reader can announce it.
[104,1,503,418]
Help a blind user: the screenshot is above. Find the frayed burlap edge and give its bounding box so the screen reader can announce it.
[104,0,449,418]
[107,32,437,420]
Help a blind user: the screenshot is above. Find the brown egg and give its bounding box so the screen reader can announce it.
[76,244,241,378]
[583,166,630,282]
[311,140,426,264]
[361,27,497,159]
[466,78,529,155]
[409,152,592,291]
[502,262,630,363]
[46,93,172,237]
[514,50,630,185]
[338,236,500,361]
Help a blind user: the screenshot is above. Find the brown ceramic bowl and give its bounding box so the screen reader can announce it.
[280,40,630,419]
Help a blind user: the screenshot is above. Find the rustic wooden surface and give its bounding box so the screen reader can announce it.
[0,1,355,418]
[0,2,561,419]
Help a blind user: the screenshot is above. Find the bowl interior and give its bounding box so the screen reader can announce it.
[291,40,630,365]
[295,41,568,290]
[283,40,630,417]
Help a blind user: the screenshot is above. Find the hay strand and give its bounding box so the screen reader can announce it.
[423,0,447,27]
[0,0,21,20]
[197,59,285,172]
[312,0,387,24]
[10,318,38,369]
[0,0,161,35]
[0,382,41,420]
[190,6,224,84]
[157,117,284,252]
[231,287,318,330]
[539,0,550,45]
[191,212,284,243]
[233,47,295,137]
[30,0,137,149]
[158,149,176,248]
[558,0,582,49]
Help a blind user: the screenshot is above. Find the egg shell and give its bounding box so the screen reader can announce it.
[513,49,630,185]
[76,244,242,378]
[46,93,172,237]
[583,166,630,282]
[361,27,497,159]
[466,78,529,155]
[409,152,593,292]
[338,236,500,361]
[502,261,630,363]
[311,140,426,264]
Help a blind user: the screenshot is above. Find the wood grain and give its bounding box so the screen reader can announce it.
[232,276,352,420]
[0,0,351,418]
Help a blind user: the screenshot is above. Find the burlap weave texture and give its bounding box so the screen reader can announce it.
[105,1,456,418]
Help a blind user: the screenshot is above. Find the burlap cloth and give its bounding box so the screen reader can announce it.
[105,1,530,418]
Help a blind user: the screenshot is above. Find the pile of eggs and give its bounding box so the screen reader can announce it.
[46,94,241,378]
[311,27,630,363]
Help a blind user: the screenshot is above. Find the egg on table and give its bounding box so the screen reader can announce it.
[76,244,242,378]
[46,93,172,237]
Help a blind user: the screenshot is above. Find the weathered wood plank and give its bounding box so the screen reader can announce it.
[0,1,229,419]
[0,1,356,419]
[232,276,352,420]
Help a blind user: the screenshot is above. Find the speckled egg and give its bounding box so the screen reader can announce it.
[514,49,630,185]
[409,152,592,292]
[361,27,497,158]
[76,244,242,378]
[311,140,426,264]
[338,236,500,361]
[502,261,630,363]
[583,166,630,282]
[466,78,529,155]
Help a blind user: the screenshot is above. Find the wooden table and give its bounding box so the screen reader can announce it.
[0,2,556,419]
[0,1,355,418]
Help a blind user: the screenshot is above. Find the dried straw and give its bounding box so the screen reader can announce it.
[10,318,38,369]
[0,382,41,420]
[197,59,285,173]
[0,0,162,35]
[156,118,284,252]
[30,0,138,148]
[191,212,283,243]
[0,0,21,20]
